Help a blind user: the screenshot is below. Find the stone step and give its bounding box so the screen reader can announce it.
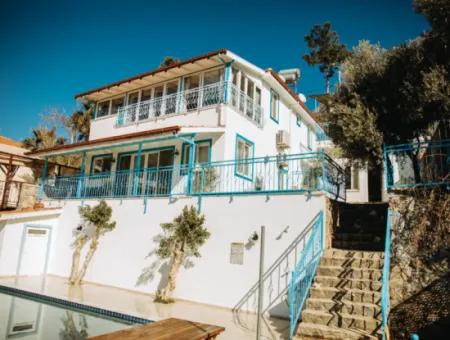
[296,322,380,339]
[332,240,384,251]
[305,298,381,319]
[309,287,381,304]
[301,309,381,333]
[313,275,382,291]
[320,256,383,269]
[323,249,384,260]
[316,266,382,280]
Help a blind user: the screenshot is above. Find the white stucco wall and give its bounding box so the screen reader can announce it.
[0,214,60,277]
[45,194,326,313]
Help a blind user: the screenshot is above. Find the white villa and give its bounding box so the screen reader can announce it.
[27,49,340,201]
[0,49,350,337]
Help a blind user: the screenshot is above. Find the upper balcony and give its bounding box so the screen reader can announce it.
[115,81,263,129]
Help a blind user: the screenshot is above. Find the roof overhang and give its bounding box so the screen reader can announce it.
[75,49,232,102]
[25,126,184,157]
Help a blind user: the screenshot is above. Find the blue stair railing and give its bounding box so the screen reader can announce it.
[288,210,324,339]
[381,209,397,340]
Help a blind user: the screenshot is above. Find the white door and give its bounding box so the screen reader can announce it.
[18,227,51,276]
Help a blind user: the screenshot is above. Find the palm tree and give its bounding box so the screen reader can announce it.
[22,126,66,151]
[68,102,94,142]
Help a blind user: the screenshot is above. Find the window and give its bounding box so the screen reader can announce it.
[96,101,110,118]
[307,127,314,150]
[203,69,223,86]
[235,134,254,180]
[181,140,211,172]
[91,154,113,174]
[270,90,279,123]
[141,89,152,102]
[345,165,360,190]
[203,69,224,106]
[296,114,302,127]
[165,81,179,114]
[111,97,124,115]
[184,75,200,111]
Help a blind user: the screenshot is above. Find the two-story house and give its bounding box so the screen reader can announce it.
[4,50,345,318]
[28,49,340,200]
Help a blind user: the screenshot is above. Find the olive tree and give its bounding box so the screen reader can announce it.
[69,200,116,285]
[155,205,210,303]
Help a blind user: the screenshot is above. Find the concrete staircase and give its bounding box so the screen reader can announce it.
[294,203,388,339]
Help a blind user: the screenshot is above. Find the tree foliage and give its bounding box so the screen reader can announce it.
[69,200,116,285]
[303,22,350,93]
[320,0,450,165]
[68,101,94,142]
[159,56,181,68]
[155,205,210,302]
[22,126,66,152]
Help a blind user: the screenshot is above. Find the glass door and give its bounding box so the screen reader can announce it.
[143,149,174,196]
[184,75,200,111]
[127,92,139,122]
[116,154,132,196]
[153,86,164,117]
[165,81,178,115]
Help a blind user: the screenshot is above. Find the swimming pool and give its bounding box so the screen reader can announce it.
[0,290,137,339]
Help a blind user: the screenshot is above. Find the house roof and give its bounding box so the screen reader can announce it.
[75,49,228,100]
[25,126,182,157]
[0,135,23,148]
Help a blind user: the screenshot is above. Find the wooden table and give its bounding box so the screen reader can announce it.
[88,317,225,340]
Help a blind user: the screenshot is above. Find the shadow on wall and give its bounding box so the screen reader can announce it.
[135,234,195,293]
[389,274,450,340]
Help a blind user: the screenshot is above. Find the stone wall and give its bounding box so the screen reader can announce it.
[18,183,38,209]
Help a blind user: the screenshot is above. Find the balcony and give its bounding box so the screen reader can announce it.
[39,152,346,201]
[384,138,450,190]
[115,81,264,128]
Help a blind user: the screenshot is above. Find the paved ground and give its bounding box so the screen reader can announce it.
[0,275,290,340]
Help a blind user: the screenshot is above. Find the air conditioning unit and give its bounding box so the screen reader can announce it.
[276,130,290,149]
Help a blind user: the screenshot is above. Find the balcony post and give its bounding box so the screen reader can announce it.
[224,62,232,104]
[76,152,86,199]
[176,78,184,113]
[38,156,48,200]
[132,142,143,196]
[187,138,196,194]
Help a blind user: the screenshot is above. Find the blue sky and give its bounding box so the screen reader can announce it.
[0,0,428,141]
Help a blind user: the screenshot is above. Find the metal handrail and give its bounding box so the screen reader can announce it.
[288,211,324,339]
[115,81,264,128]
[381,209,394,340]
[39,153,346,201]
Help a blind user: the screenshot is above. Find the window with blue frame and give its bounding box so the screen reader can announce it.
[270,90,279,123]
[235,134,254,180]
[90,154,113,174]
[180,140,212,174]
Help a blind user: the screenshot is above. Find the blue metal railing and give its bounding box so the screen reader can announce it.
[381,209,397,340]
[384,139,450,190]
[39,152,346,201]
[288,211,324,339]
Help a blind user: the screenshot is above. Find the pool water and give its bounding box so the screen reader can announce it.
[0,292,131,339]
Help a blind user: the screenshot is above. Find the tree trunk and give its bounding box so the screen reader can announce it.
[74,234,99,285]
[69,235,88,285]
[160,242,184,302]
